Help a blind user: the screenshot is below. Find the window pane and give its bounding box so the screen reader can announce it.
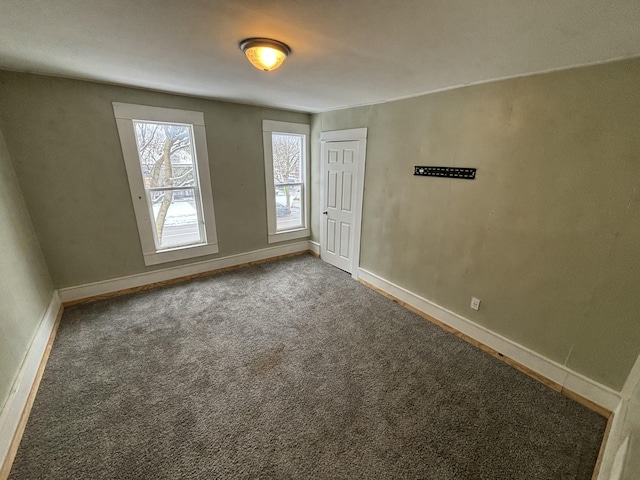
[275,188,302,231]
[150,189,202,249]
[272,133,303,232]
[134,121,196,189]
[272,133,302,183]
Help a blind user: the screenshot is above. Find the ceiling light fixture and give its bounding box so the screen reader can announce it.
[239,38,290,72]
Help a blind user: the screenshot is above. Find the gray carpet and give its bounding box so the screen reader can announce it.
[10,254,606,479]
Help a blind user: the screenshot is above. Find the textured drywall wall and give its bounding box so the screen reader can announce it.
[312,58,640,390]
[0,126,54,408]
[0,71,310,288]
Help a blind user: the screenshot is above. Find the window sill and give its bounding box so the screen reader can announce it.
[143,242,219,266]
[268,228,310,244]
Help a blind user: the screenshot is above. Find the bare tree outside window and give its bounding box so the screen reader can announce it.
[134,121,201,248]
[271,133,304,231]
[272,133,302,208]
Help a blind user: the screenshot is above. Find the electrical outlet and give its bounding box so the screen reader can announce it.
[470,297,481,311]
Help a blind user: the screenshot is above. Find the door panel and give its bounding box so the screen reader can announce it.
[327,219,336,254]
[342,172,353,212]
[343,148,355,164]
[340,223,351,258]
[327,171,338,209]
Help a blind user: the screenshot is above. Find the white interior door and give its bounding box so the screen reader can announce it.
[320,140,360,273]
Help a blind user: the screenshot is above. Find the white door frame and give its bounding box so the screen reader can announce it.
[320,128,367,280]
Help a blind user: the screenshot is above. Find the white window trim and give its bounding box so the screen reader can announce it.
[113,102,219,266]
[262,120,310,244]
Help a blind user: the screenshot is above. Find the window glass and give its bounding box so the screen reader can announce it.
[272,133,304,232]
[133,121,203,249]
[149,190,201,249]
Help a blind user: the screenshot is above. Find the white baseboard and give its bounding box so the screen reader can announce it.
[59,241,312,303]
[309,241,320,255]
[0,290,61,471]
[358,268,621,412]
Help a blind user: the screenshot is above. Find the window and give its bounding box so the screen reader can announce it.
[262,120,310,243]
[113,103,218,265]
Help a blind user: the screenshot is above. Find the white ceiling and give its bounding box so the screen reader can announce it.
[1,1,639,113]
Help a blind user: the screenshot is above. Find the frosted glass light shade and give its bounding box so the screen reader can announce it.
[240,38,290,72]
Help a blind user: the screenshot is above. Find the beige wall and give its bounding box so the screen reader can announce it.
[0,71,309,288]
[312,58,640,390]
[0,126,54,408]
[1,60,638,391]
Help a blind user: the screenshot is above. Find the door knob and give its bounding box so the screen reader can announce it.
[323,211,328,215]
